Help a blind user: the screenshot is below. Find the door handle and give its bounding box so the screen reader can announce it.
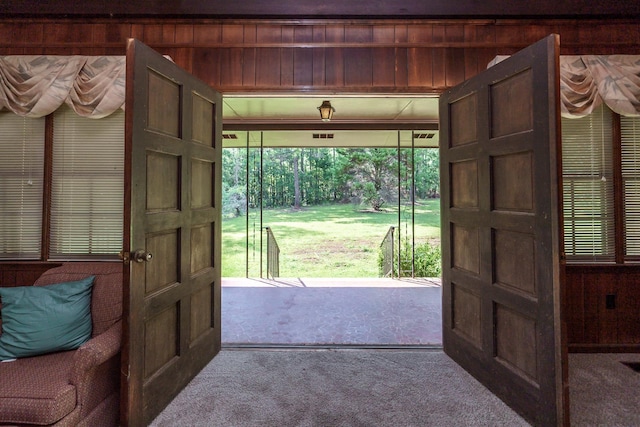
[132,250,153,263]
[118,249,153,263]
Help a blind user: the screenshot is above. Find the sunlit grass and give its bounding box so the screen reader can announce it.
[222,200,440,278]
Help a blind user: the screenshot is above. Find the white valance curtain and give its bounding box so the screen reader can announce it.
[560,55,640,118]
[490,55,640,118]
[2,54,639,119]
[0,56,125,119]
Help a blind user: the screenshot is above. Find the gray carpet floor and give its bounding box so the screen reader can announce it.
[150,350,640,427]
[150,349,530,426]
[569,352,640,426]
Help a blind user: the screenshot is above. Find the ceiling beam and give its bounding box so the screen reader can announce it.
[2,0,639,18]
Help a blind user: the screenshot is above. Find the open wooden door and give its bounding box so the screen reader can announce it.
[121,39,222,426]
[439,35,568,426]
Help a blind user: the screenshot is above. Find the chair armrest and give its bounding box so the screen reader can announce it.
[70,320,122,418]
[71,320,122,386]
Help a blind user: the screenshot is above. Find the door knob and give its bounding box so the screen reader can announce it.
[132,250,153,263]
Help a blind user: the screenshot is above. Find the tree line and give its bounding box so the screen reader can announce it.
[222,147,439,216]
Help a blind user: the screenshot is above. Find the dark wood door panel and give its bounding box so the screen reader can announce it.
[490,68,534,138]
[492,151,535,212]
[123,39,222,427]
[440,34,567,426]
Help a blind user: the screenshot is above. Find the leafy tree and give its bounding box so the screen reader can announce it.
[414,149,440,198]
[362,182,386,211]
[293,150,301,208]
[222,185,246,217]
[222,146,439,210]
[338,148,397,211]
[222,149,246,187]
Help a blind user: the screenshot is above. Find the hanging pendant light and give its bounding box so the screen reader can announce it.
[317,100,335,121]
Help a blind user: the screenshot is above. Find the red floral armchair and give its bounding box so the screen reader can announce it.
[0,262,122,426]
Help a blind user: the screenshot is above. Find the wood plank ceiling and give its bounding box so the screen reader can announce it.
[222,95,440,148]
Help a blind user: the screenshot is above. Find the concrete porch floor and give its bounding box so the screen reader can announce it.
[221,277,443,346]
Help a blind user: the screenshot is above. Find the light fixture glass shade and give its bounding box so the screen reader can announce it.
[318,100,335,121]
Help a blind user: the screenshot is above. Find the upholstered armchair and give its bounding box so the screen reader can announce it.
[0,262,122,426]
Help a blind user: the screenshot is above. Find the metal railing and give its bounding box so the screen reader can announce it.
[264,226,280,279]
[379,226,395,278]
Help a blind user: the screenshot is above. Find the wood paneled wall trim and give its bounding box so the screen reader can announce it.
[0,262,62,287]
[1,19,639,48]
[1,18,639,94]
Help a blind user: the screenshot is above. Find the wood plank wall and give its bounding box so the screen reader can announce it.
[0,19,639,94]
[1,17,640,348]
[566,265,640,352]
[0,263,62,287]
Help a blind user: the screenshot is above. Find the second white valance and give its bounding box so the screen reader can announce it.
[490,54,640,118]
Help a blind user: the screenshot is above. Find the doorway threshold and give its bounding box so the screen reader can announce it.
[222,343,443,351]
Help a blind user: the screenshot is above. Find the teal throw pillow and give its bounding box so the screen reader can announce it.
[0,276,95,360]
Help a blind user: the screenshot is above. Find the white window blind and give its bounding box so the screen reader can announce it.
[0,112,45,259]
[50,105,124,258]
[562,106,615,262]
[620,115,640,258]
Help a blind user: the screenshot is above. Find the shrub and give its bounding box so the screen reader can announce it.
[413,240,442,277]
[379,239,441,278]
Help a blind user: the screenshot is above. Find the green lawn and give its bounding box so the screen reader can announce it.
[221,200,441,278]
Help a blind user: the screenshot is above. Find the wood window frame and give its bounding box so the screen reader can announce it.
[612,112,624,264]
[41,113,54,261]
[565,109,640,266]
[562,107,615,262]
[3,110,123,262]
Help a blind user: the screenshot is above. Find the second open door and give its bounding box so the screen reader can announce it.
[439,35,568,426]
[121,39,223,426]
